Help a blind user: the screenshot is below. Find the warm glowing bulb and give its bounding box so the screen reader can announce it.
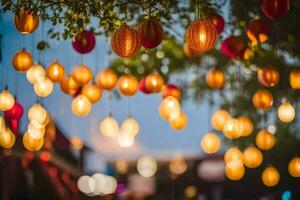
[121,117,139,136]
[0,90,15,111]
[117,132,135,148]
[159,96,181,120]
[225,159,245,181]
[28,103,48,125]
[242,146,263,168]
[27,122,46,139]
[23,131,44,152]
[200,132,221,154]
[0,128,15,149]
[211,109,231,131]
[288,157,300,178]
[34,77,53,97]
[262,166,280,187]
[71,95,91,117]
[278,102,295,123]
[26,64,46,84]
[223,118,242,139]
[224,147,243,164]
[100,116,119,137]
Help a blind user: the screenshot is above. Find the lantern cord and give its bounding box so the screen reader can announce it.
[22,35,25,49]
[128,97,132,117]
[148,0,151,19]
[107,91,112,116]
[123,0,128,24]
[80,55,83,64]
[153,48,157,71]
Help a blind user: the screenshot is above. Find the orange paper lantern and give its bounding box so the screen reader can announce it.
[223,118,243,139]
[161,84,181,100]
[289,70,300,89]
[225,160,245,181]
[200,132,221,154]
[252,89,273,110]
[206,68,225,89]
[137,19,164,49]
[288,157,300,178]
[169,111,188,131]
[118,75,139,96]
[14,10,39,34]
[23,131,44,152]
[145,71,165,93]
[238,116,254,137]
[81,83,102,104]
[159,96,181,120]
[224,147,243,164]
[71,64,93,85]
[243,146,263,168]
[255,129,275,150]
[262,166,280,187]
[12,49,33,72]
[257,66,279,87]
[183,43,202,58]
[60,76,80,96]
[211,109,231,131]
[47,60,65,82]
[96,69,118,90]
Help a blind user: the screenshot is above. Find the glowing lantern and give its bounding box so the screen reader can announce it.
[223,118,242,139]
[224,147,243,164]
[261,0,290,20]
[161,84,181,100]
[4,101,24,132]
[71,64,93,85]
[169,155,188,175]
[14,9,39,34]
[208,13,225,34]
[118,75,139,96]
[96,69,118,90]
[183,43,202,58]
[0,128,15,149]
[12,49,33,72]
[137,19,164,48]
[278,102,295,123]
[137,156,157,178]
[60,76,80,96]
[262,166,280,187]
[139,77,151,94]
[28,123,45,139]
[243,146,263,168]
[46,60,65,82]
[72,31,96,54]
[117,131,135,148]
[257,66,279,87]
[288,157,300,178]
[34,77,54,97]
[185,19,218,52]
[221,36,246,59]
[28,103,48,125]
[145,72,165,93]
[247,19,269,45]
[169,111,188,131]
[100,116,119,137]
[121,117,139,136]
[26,64,46,84]
[111,24,141,57]
[200,132,221,154]
[81,83,102,104]
[0,90,15,111]
[71,95,91,117]
[23,131,44,152]
[211,109,231,131]
[238,116,253,137]
[289,70,300,89]
[255,129,275,150]
[225,160,245,181]
[252,89,273,110]
[159,96,181,120]
[206,68,225,89]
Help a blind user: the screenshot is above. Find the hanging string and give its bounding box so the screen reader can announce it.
[123,0,128,24]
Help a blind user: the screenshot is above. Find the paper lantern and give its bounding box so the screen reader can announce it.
[247,19,269,45]
[0,90,15,111]
[225,160,245,181]
[278,102,295,123]
[34,77,53,97]
[137,156,157,178]
[28,103,48,124]
[81,83,102,104]
[111,24,141,57]
[206,68,225,89]
[12,49,33,72]
[9,119,19,134]
[169,111,188,131]
[288,157,300,177]
[262,166,280,187]
[23,131,44,152]
[243,146,263,168]
[252,89,273,110]
[185,19,217,52]
[100,116,119,137]
[96,69,118,90]
[145,71,165,93]
[255,129,275,150]
[14,9,39,34]
[289,70,300,89]
[118,75,139,96]
[60,76,80,96]
[183,43,202,58]
[200,133,221,154]
[4,101,23,121]
[159,96,181,120]
[238,116,253,137]
[223,118,242,139]
[72,31,96,54]
[221,36,246,59]
[28,123,45,139]
[0,128,15,149]
[169,155,188,175]
[71,95,91,117]
[26,64,46,84]
[224,147,243,164]
[121,117,139,136]
[71,64,93,85]
[261,0,290,20]
[137,19,164,48]
[139,77,151,94]
[118,131,135,148]
[257,66,279,87]
[208,13,225,34]
[211,110,231,131]
[47,60,65,82]
[161,84,181,100]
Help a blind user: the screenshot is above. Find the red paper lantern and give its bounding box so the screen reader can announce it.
[257,66,280,87]
[161,84,181,100]
[261,0,290,20]
[247,19,269,45]
[9,119,19,134]
[137,19,164,48]
[221,36,246,59]
[208,13,225,34]
[111,24,141,57]
[4,101,24,121]
[72,31,96,54]
[183,43,202,58]
[139,78,151,94]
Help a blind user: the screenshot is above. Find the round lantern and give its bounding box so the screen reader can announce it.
[224,147,243,164]
[200,132,221,154]
[225,160,245,181]
[289,70,300,89]
[118,75,139,96]
[60,76,80,96]
[288,157,300,178]
[71,95,91,117]
[278,102,295,123]
[28,123,45,139]
[169,155,188,175]
[243,146,263,168]
[121,117,139,136]
[26,64,46,84]
[161,84,181,100]
[4,101,24,121]
[261,0,290,20]
[183,43,202,58]
[208,13,225,34]
[72,31,96,54]
[28,103,48,125]
[211,109,231,131]
[0,128,15,149]
[137,156,157,178]
[257,66,279,87]
[34,77,54,97]
[185,19,218,52]
[159,96,181,120]
[247,19,269,45]
[238,116,254,137]
[206,68,225,89]
[81,83,102,104]
[0,90,15,112]
[47,60,65,82]
[221,36,246,59]
[262,166,280,187]
[169,111,188,131]
[100,116,119,138]
[137,19,164,48]
[145,71,165,93]
[14,9,39,34]
[252,89,273,110]
[255,129,275,150]
[23,131,44,152]
[111,24,141,57]
[223,118,242,139]
[71,64,93,85]
[96,69,118,91]
[12,49,33,72]
[139,77,151,94]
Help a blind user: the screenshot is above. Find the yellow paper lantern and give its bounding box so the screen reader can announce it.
[46,60,65,82]
[200,132,221,154]
[225,160,245,181]
[71,95,91,117]
[262,166,280,187]
[169,111,188,131]
[288,157,300,178]
[289,70,300,89]
[0,128,15,149]
[100,116,119,138]
[159,96,181,120]
[118,75,139,96]
[34,77,53,97]
[145,71,165,93]
[238,116,254,137]
[28,123,46,139]
[206,68,225,89]
[26,64,46,84]
[255,129,275,150]
[121,117,139,137]
[28,103,48,125]
[71,64,93,85]
[211,109,231,131]
[12,49,33,72]
[23,131,44,152]
[0,90,15,111]
[96,69,118,90]
[278,102,295,123]
[252,89,273,110]
[224,147,243,164]
[243,146,263,168]
[81,83,102,104]
[14,9,39,34]
[223,118,242,139]
[60,76,80,96]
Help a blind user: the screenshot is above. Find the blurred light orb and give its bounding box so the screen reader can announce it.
[200,132,221,154]
[121,117,139,136]
[34,77,53,97]
[100,116,119,137]
[169,111,188,131]
[96,69,118,90]
[169,155,188,175]
[262,166,280,187]
[70,136,84,150]
[115,160,129,175]
[77,175,96,194]
[197,158,225,182]
[26,64,46,84]
[184,185,197,199]
[0,128,15,149]
[23,131,44,152]
[278,102,295,123]
[206,68,225,89]
[93,174,117,195]
[289,70,300,89]
[211,109,231,131]
[224,147,243,164]
[12,49,33,72]
[137,156,157,178]
[145,71,165,93]
[256,129,275,150]
[81,83,102,104]
[71,64,93,85]
[243,146,263,168]
[46,60,65,82]
[118,75,139,96]
[0,90,15,111]
[28,103,48,125]
[282,190,292,200]
[159,96,181,120]
[223,118,242,139]
[225,160,245,181]
[28,122,46,139]
[0,116,5,132]
[71,95,92,117]
[288,157,300,178]
[252,89,273,110]
[118,132,135,148]
[238,116,254,137]
[161,84,181,101]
